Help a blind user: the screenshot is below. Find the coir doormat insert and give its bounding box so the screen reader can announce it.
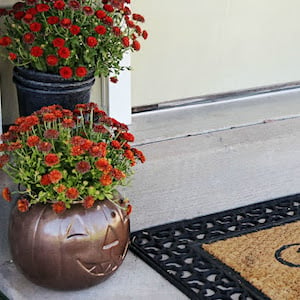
[130,194,300,300]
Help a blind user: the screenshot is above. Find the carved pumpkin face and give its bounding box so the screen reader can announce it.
[9,199,130,290]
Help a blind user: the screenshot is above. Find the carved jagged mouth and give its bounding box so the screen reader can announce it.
[77,259,118,276]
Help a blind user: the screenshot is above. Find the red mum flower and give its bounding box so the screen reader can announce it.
[75,161,91,173]
[104,16,113,25]
[112,168,126,180]
[132,148,146,163]
[126,19,135,28]
[81,139,93,150]
[43,113,57,122]
[95,10,106,19]
[123,6,131,15]
[69,0,80,10]
[110,76,118,83]
[83,6,94,15]
[36,4,50,12]
[142,30,148,40]
[135,25,142,35]
[29,22,42,32]
[59,66,73,79]
[71,145,85,156]
[52,37,65,48]
[103,4,114,12]
[132,40,141,51]
[0,36,12,46]
[17,198,29,212]
[40,174,51,185]
[111,140,121,149]
[112,26,121,36]
[58,47,71,59]
[44,129,59,139]
[25,115,39,126]
[14,11,25,20]
[133,13,145,22]
[2,187,12,202]
[120,132,135,142]
[86,36,98,48]
[100,174,112,186]
[45,153,60,166]
[52,201,66,214]
[48,169,63,183]
[122,36,130,47]
[93,124,107,133]
[70,136,84,146]
[75,66,87,78]
[46,54,59,66]
[27,135,40,147]
[23,33,35,44]
[0,154,9,168]
[124,149,135,161]
[95,25,106,35]
[110,0,125,9]
[8,141,22,151]
[65,187,79,200]
[47,16,60,25]
[70,25,81,35]
[37,141,52,152]
[60,18,71,28]
[30,46,43,57]
[9,53,17,60]
[89,142,107,157]
[62,118,75,128]
[53,0,66,10]
[22,13,34,24]
[95,157,109,171]
[83,196,95,209]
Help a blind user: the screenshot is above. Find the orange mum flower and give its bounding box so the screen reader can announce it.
[52,201,66,214]
[17,198,29,212]
[100,174,112,186]
[27,135,40,147]
[126,204,132,216]
[65,187,79,200]
[71,145,85,156]
[40,174,51,186]
[45,153,60,166]
[2,187,12,202]
[83,195,95,208]
[48,169,63,183]
[95,158,109,171]
[54,184,66,193]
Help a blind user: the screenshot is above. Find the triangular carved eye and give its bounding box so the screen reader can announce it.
[66,215,89,239]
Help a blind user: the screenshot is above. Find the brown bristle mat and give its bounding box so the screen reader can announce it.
[203,221,300,300]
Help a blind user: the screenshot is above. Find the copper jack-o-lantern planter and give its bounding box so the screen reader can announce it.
[0,103,146,290]
[8,197,130,290]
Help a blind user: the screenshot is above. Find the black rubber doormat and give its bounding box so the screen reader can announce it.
[129,194,300,300]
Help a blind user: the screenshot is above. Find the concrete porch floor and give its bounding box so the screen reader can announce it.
[1,88,300,299]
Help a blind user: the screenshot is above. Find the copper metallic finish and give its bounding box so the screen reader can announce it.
[8,198,130,290]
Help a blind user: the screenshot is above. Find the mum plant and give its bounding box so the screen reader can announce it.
[0,0,147,81]
[0,102,145,213]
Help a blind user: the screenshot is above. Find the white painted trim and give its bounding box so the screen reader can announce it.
[104,52,132,125]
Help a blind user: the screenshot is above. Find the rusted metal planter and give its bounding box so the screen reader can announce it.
[8,198,130,290]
